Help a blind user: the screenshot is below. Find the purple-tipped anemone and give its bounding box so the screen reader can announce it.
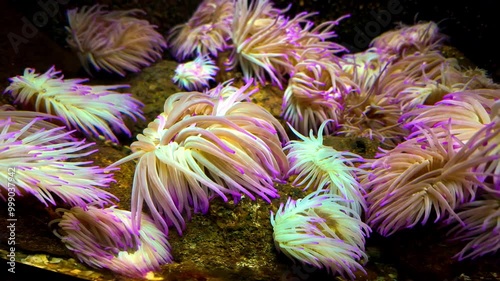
[228,0,349,89]
[173,55,219,91]
[51,205,172,278]
[4,66,144,143]
[66,4,166,76]
[339,76,405,149]
[403,89,499,143]
[270,190,371,279]
[370,21,446,57]
[167,0,234,60]
[446,197,500,260]
[282,53,354,135]
[341,48,390,94]
[362,121,500,236]
[108,80,289,235]
[285,120,367,215]
[0,109,117,207]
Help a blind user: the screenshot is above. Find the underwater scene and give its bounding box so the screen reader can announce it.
[0,0,499,280]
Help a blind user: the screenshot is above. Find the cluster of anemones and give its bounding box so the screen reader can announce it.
[168,1,461,149]
[167,0,234,92]
[108,80,289,235]
[4,66,144,143]
[361,110,500,263]
[332,18,460,149]
[1,59,168,279]
[228,0,348,89]
[282,20,450,148]
[303,14,500,263]
[361,68,500,261]
[2,5,175,279]
[169,0,349,93]
[0,107,173,278]
[167,0,500,274]
[397,88,499,259]
[5,0,500,278]
[231,0,352,135]
[66,4,166,76]
[442,102,500,260]
[362,124,487,235]
[270,119,370,278]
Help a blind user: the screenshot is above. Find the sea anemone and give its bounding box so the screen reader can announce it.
[403,89,500,143]
[282,52,354,135]
[270,190,371,279]
[108,80,288,235]
[167,0,234,60]
[446,196,500,260]
[66,4,166,76]
[362,122,500,236]
[0,109,116,207]
[336,48,408,148]
[291,14,350,61]
[396,79,456,113]
[51,205,172,278]
[406,109,500,193]
[4,66,144,143]
[376,51,454,100]
[0,104,63,138]
[338,49,437,148]
[370,21,446,57]
[285,120,367,215]
[172,55,219,91]
[340,83,405,149]
[341,47,390,93]
[445,67,500,90]
[394,58,464,113]
[228,0,316,88]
